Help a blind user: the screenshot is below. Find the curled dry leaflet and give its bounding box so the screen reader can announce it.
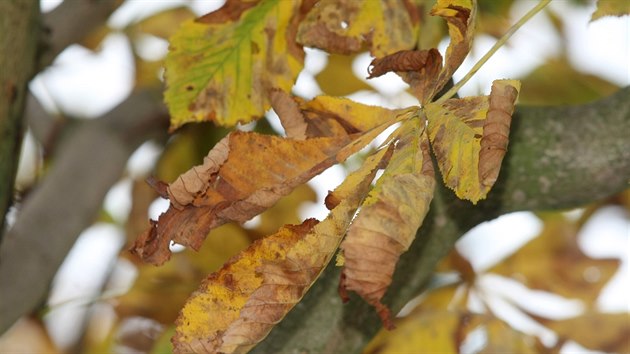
[129,0,522,352]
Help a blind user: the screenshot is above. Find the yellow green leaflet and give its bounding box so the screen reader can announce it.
[164,0,303,130]
[425,79,520,203]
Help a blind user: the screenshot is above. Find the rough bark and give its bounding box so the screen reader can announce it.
[0,0,39,238]
[0,89,169,335]
[252,87,630,353]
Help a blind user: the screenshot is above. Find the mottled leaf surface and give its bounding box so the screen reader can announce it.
[164,0,304,129]
[172,147,392,353]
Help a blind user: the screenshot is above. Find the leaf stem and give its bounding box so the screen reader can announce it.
[435,0,552,104]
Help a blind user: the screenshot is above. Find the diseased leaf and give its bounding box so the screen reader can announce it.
[366,0,476,104]
[296,0,418,56]
[490,214,620,304]
[271,90,416,140]
[339,118,435,328]
[432,0,476,93]
[543,312,630,353]
[425,79,520,203]
[368,48,443,104]
[172,147,393,353]
[164,0,305,130]
[117,224,250,324]
[591,0,630,21]
[132,115,399,265]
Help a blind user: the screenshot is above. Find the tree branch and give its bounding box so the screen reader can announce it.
[0,1,39,240]
[0,89,169,335]
[38,0,121,70]
[252,87,630,353]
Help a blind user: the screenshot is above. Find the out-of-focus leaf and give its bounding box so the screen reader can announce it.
[296,0,419,56]
[117,223,250,323]
[315,54,373,96]
[425,80,520,203]
[339,119,435,328]
[134,58,164,90]
[164,0,305,129]
[133,7,196,39]
[0,318,59,354]
[544,312,630,353]
[482,317,539,354]
[150,325,175,354]
[125,179,159,245]
[172,147,391,353]
[519,58,620,105]
[114,317,163,354]
[364,285,472,353]
[80,25,112,51]
[477,0,514,38]
[490,215,621,304]
[249,183,317,240]
[592,0,630,21]
[155,123,230,184]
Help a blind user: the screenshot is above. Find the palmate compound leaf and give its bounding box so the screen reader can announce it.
[339,117,435,328]
[296,0,420,57]
[132,97,411,265]
[425,79,521,203]
[164,0,306,130]
[368,0,476,104]
[172,146,394,354]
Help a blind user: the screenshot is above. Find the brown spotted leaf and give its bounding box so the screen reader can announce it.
[368,48,443,104]
[164,0,306,129]
[339,117,435,328]
[425,79,520,203]
[132,113,402,265]
[296,0,418,57]
[172,146,393,353]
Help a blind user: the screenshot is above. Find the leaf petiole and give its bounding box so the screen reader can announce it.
[435,0,552,104]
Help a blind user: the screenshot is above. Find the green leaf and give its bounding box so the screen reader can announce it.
[164,0,304,130]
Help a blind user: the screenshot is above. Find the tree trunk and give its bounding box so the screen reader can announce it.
[0,0,39,237]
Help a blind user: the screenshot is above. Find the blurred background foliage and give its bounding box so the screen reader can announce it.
[0,0,627,353]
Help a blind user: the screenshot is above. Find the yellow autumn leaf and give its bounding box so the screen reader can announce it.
[133,7,196,39]
[270,91,412,140]
[164,0,304,130]
[544,312,630,353]
[482,317,539,354]
[425,79,520,203]
[432,0,477,93]
[117,223,250,324]
[296,0,418,57]
[172,147,392,354]
[339,118,435,328]
[132,113,400,265]
[364,285,472,353]
[489,214,620,304]
[591,0,630,21]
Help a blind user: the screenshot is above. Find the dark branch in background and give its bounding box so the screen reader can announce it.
[0,1,39,240]
[252,87,630,354]
[0,89,169,335]
[38,0,121,70]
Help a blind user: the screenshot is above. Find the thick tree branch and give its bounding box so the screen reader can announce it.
[253,87,630,353]
[0,1,39,239]
[0,89,169,335]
